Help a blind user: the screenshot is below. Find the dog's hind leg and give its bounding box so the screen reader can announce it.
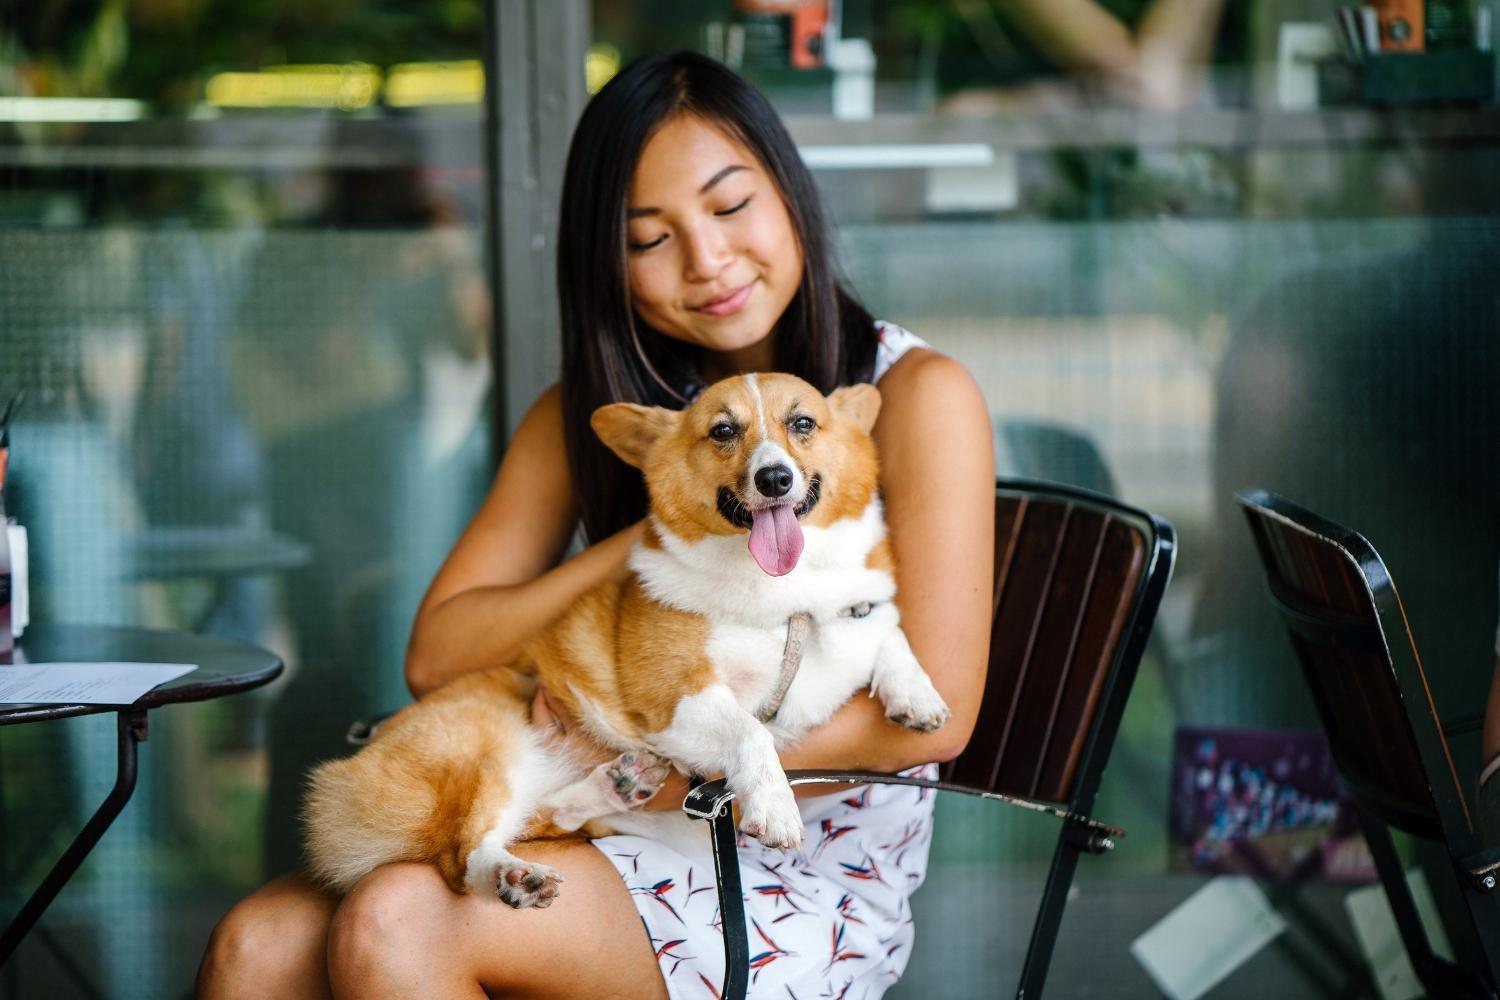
[444,736,572,908]
[536,750,675,832]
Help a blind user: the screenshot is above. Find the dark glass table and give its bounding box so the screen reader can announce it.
[0,623,283,966]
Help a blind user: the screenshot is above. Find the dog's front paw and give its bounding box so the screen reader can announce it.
[606,751,674,809]
[494,859,565,909]
[883,680,951,733]
[739,784,803,851]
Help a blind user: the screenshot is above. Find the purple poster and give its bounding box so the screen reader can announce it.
[1169,726,1377,883]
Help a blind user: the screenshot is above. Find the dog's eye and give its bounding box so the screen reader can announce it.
[709,423,738,443]
[790,416,816,435]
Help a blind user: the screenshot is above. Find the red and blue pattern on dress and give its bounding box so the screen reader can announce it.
[595,762,939,999]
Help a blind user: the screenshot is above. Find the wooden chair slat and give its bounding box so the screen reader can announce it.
[995,506,1108,797]
[1034,519,1146,801]
[950,497,1066,790]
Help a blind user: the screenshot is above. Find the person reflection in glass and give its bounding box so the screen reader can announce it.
[934,0,1232,112]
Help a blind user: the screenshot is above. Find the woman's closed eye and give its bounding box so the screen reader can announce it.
[629,197,752,253]
[714,195,752,217]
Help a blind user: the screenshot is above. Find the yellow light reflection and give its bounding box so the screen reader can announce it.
[205,63,382,110]
[586,44,620,94]
[205,50,602,110]
[384,60,484,107]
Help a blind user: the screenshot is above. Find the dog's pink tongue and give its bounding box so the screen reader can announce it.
[748,504,803,576]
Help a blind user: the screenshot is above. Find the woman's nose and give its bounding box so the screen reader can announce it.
[682,225,732,281]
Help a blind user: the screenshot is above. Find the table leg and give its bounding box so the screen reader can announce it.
[0,708,148,966]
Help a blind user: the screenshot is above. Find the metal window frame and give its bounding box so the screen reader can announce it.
[483,0,590,451]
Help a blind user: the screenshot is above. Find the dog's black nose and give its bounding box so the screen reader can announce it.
[754,464,794,499]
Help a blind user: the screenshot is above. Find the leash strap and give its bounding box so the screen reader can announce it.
[754,602,881,723]
[757,611,812,723]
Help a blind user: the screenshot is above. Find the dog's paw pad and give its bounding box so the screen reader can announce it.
[606,751,671,808]
[495,860,564,909]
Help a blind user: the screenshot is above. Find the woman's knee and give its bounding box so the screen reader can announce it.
[326,864,455,979]
[198,877,335,999]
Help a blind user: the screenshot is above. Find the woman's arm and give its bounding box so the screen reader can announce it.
[998,0,1227,109]
[404,384,641,697]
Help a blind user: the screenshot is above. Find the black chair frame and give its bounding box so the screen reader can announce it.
[1239,489,1500,999]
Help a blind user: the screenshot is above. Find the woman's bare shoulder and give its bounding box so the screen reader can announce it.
[496,382,572,481]
[517,381,565,441]
[873,347,989,439]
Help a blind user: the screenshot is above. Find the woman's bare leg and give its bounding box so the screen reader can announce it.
[196,871,339,1000]
[327,840,669,1000]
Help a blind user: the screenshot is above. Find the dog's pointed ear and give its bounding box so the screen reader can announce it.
[828,383,881,434]
[591,403,679,468]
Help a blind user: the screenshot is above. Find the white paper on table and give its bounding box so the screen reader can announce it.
[0,662,197,705]
[1130,875,1287,1000]
[8,523,27,637]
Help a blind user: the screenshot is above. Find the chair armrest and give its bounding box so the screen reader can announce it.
[682,768,1125,853]
[346,711,397,746]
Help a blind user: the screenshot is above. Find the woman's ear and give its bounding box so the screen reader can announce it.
[828,383,881,434]
[591,403,679,468]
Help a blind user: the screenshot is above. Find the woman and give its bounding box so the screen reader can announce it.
[198,50,992,999]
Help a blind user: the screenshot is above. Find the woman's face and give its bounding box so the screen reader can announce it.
[624,114,803,374]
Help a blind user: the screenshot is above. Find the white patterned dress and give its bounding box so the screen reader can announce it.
[593,321,940,999]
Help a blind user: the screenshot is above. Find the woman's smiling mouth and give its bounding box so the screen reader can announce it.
[693,280,756,317]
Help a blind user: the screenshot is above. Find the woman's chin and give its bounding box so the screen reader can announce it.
[652,315,772,361]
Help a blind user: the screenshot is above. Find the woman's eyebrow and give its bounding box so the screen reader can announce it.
[627,164,748,219]
[698,164,747,195]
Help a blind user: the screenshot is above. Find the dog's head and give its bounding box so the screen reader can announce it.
[592,373,882,576]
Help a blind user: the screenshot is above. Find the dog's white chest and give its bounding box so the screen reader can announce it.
[632,497,902,741]
[707,604,898,742]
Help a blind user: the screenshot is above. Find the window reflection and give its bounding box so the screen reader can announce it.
[1,3,491,995]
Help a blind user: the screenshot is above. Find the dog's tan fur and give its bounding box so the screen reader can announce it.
[302,374,947,904]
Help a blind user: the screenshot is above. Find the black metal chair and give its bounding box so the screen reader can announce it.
[684,478,1177,999]
[1238,489,1500,999]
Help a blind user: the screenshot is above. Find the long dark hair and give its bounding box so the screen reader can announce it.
[557,50,877,543]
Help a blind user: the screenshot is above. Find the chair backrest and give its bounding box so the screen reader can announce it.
[997,419,1118,498]
[1236,490,1473,847]
[944,479,1176,814]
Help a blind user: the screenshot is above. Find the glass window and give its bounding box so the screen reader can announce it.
[1,3,491,994]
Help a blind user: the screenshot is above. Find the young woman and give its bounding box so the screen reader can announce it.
[198,50,993,999]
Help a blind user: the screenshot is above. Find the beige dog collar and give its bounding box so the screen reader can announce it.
[756,603,881,723]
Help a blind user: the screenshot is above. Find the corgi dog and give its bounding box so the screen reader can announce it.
[302,372,950,909]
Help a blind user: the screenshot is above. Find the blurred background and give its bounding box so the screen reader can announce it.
[1,1,1497,997]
